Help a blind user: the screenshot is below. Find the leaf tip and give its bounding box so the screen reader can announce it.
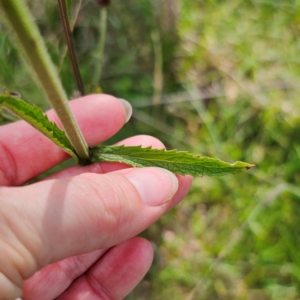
[245,164,255,170]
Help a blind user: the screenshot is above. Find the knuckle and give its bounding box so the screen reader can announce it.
[74,174,131,232]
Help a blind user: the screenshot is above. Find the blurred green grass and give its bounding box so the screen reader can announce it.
[1,0,300,299]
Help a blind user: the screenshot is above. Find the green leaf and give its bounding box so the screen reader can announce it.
[90,145,254,176]
[0,95,78,160]
[0,95,255,175]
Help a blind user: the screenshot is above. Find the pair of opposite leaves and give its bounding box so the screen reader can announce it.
[0,94,254,176]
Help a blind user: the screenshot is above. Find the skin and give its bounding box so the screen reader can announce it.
[0,94,192,300]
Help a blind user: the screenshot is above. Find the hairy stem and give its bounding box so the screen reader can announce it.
[0,0,89,162]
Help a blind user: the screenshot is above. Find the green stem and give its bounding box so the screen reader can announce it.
[0,0,89,162]
[93,8,107,86]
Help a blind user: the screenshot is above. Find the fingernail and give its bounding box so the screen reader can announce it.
[118,98,132,123]
[125,168,179,207]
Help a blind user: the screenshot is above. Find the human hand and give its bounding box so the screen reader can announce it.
[0,94,192,300]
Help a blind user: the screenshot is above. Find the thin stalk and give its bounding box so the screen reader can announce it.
[93,8,107,86]
[151,30,163,105]
[0,0,89,162]
[58,0,83,72]
[57,0,85,95]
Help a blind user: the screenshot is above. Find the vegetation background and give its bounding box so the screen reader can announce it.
[1,0,300,299]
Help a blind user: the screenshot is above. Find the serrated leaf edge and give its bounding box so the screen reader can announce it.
[90,145,255,177]
[0,95,78,160]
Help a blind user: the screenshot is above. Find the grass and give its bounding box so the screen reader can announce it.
[1,0,300,299]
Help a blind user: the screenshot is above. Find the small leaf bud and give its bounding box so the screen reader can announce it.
[96,0,111,7]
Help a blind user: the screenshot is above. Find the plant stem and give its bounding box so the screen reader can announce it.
[93,8,107,86]
[58,0,85,96]
[151,30,163,105]
[0,0,89,162]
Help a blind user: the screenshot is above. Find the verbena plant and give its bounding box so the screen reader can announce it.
[0,0,254,176]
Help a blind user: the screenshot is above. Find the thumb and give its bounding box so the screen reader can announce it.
[0,167,178,294]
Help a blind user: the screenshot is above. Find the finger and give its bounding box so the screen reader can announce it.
[22,249,108,300]
[44,135,166,180]
[22,136,187,299]
[0,94,130,186]
[57,238,153,300]
[1,166,181,290]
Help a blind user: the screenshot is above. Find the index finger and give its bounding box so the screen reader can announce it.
[0,94,129,186]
